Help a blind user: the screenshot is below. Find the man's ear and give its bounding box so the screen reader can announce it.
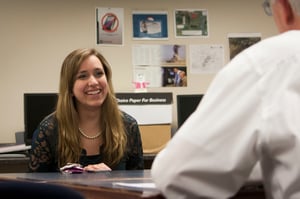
[278,0,294,25]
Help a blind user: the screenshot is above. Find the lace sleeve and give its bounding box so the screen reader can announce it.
[28,114,58,172]
[123,112,144,170]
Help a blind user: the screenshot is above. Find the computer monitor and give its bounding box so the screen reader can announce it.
[177,94,204,129]
[24,93,58,145]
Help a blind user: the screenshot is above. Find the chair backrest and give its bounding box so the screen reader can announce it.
[139,124,171,154]
[0,180,85,199]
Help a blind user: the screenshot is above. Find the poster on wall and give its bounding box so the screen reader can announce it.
[190,44,224,74]
[174,9,208,38]
[132,11,168,40]
[132,44,187,89]
[96,7,124,45]
[228,33,261,59]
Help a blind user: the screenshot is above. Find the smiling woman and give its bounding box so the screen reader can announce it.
[28,48,144,172]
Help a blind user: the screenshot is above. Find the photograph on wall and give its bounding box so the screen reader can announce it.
[132,44,187,88]
[161,44,187,87]
[174,9,208,38]
[133,66,162,91]
[190,44,224,74]
[162,66,187,87]
[228,33,261,59]
[96,7,124,45]
[132,11,168,40]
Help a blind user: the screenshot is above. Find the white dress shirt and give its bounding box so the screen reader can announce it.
[151,30,300,199]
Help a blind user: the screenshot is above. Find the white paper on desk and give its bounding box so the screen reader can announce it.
[0,154,27,158]
[0,144,31,153]
[113,182,156,189]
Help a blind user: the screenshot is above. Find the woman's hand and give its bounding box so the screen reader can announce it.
[83,163,112,172]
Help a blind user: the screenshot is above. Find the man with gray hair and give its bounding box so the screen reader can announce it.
[151,0,300,198]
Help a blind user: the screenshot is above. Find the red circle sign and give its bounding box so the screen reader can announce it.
[101,13,119,32]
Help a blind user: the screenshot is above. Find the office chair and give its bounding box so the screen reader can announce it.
[139,124,171,154]
[0,180,85,199]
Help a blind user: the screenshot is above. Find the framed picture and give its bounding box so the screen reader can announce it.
[96,7,124,45]
[132,44,187,88]
[228,33,261,59]
[132,11,168,40]
[174,9,208,38]
[189,44,224,74]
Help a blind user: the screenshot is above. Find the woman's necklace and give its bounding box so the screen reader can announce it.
[79,128,102,139]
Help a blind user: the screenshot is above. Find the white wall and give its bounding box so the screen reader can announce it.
[0,0,277,143]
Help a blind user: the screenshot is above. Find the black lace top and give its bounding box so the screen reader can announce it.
[28,111,144,172]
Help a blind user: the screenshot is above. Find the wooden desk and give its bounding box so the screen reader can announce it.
[0,169,265,199]
[0,156,29,173]
[0,153,265,199]
[0,170,161,199]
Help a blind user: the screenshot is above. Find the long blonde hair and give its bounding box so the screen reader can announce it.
[56,48,127,167]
